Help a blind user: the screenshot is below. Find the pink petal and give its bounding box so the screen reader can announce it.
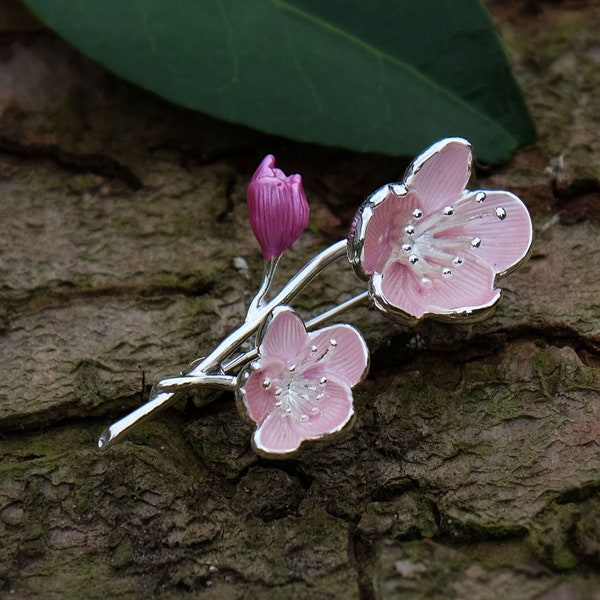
[253,412,304,456]
[362,189,419,274]
[252,379,354,456]
[375,254,500,320]
[239,362,285,425]
[251,154,276,180]
[303,324,369,388]
[298,378,354,438]
[405,138,472,213]
[438,190,533,275]
[261,307,307,364]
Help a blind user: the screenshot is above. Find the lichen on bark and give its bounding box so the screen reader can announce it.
[1,2,600,598]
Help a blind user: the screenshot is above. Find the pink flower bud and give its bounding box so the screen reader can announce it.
[247,155,309,260]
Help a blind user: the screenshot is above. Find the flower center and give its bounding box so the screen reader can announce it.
[260,339,338,423]
[263,371,326,422]
[390,205,456,284]
[390,193,505,283]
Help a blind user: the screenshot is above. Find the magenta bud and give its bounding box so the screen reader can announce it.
[247,155,310,260]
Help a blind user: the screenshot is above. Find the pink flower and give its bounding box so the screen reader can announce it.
[247,155,310,260]
[348,138,533,325]
[236,306,369,457]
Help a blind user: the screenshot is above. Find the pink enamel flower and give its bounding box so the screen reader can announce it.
[236,306,369,457]
[348,138,533,325]
[247,155,310,260]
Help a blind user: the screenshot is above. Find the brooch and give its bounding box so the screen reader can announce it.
[99,138,533,458]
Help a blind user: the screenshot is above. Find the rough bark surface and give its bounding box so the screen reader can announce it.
[1,1,600,598]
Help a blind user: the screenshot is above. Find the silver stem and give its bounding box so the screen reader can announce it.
[245,255,280,322]
[97,373,234,450]
[304,290,369,330]
[154,374,237,394]
[221,290,369,373]
[98,239,348,450]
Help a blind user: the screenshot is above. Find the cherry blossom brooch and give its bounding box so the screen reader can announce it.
[99,138,533,458]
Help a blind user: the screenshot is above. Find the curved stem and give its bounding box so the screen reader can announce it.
[99,239,348,450]
[154,374,237,394]
[245,255,279,322]
[97,373,236,450]
[304,290,369,331]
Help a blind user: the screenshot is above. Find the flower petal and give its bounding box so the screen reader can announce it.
[253,412,304,456]
[438,190,533,275]
[303,324,369,388]
[362,188,418,274]
[251,154,276,179]
[374,254,500,321]
[252,379,354,456]
[298,378,354,438]
[405,138,472,213]
[261,306,307,364]
[238,362,285,425]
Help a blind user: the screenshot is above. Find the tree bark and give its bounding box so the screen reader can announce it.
[1,1,600,598]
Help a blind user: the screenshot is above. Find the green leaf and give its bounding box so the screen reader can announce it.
[23,0,535,163]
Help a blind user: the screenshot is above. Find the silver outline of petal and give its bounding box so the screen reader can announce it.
[347,182,407,281]
[498,238,534,279]
[251,411,358,460]
[369,271,503,326]
[495,196,534,279]
[404,137,472,187]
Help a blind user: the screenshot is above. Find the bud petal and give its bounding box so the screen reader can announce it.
[247,155,310,260]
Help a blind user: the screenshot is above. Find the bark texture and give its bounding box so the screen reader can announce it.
[1,1,600,598]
